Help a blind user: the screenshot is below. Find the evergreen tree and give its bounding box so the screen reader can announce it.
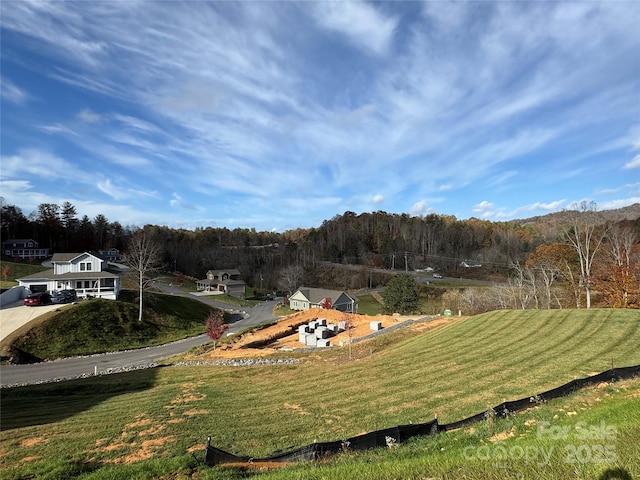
[382,273,419,314]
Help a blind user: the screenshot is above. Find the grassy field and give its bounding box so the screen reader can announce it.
[0,260,49,288]
[1,290,219,360]
[1,309,639,479]
[353,293,383,315]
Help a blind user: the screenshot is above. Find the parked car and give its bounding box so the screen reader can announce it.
[50,291,68,304]
[24,292,51,306]
[62,289,78,302]
[432,273,443,279]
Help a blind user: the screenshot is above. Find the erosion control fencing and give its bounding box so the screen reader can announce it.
[201,364,640,467]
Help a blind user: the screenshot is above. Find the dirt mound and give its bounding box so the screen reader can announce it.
[192,309,427,360]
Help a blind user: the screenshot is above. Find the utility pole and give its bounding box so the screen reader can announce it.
[404,251,408,272]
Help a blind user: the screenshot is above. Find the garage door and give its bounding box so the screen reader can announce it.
[30,284,47,292]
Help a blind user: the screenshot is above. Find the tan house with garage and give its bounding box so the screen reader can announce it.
[196,269,246,298]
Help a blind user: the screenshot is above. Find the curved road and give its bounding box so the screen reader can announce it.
[0,285,279,387]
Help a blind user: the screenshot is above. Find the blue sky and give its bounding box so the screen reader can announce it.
[1,1,639,232]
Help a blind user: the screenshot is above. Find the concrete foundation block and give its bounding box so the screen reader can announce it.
[370,321,383,331]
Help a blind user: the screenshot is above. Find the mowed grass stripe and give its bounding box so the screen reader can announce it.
[2,309,640,471]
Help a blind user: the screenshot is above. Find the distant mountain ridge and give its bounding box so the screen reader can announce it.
[514,203,640,227]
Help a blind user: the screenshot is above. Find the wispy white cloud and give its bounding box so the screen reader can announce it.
[0,148,78,180]
[473,201,495,216]
[624,154,640,169]
[1,77,29,104]
[600,197,640,210]
[409,200,434,216]
[1,1,638,229]
[97,178,158,201]
[77,108,102,123]
[310,1,398,56]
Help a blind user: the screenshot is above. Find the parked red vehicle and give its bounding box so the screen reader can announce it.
[23,292,51,306]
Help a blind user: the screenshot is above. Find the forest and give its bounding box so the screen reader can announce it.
[2,197,639,311]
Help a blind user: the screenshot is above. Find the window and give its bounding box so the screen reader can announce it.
[80,262,92,271]
[86,263,92,271]
[80,263,86,271]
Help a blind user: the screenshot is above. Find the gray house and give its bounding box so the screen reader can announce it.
[196,269,246,298]
[2,239,49,259]
[288,287,357,313]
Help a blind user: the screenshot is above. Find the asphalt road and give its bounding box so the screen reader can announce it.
[0,285,279,387]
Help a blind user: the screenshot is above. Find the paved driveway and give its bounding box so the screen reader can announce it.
[0,300,69,342]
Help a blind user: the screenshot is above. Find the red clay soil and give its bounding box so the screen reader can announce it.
[189,309,436,360]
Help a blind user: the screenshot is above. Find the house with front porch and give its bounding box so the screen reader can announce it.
[196,269,246,298]
[17,252,121,300]
[288,287,357,313]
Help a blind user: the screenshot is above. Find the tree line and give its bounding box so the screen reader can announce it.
[2,197,638,309]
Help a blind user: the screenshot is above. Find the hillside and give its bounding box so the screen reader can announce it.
[1,308,638,479]
[1,290,217,361]
[518,202,640,225]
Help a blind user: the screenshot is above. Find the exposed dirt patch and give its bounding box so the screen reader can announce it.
[190,309,452,361]
[105,436,177,464]
[124,417,153,429]
[18,437,46,448]
[284,403,310,415]
[183,409,209,416]
[164,381,207,411]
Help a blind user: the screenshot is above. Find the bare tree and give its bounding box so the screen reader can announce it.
[277,264,304,295]
[607,224,636,267]
[125,229,163,322]
[598,224,638,308]
[562,201,609,308]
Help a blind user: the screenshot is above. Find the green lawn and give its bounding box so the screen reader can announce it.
[1,309,639,479]
[0,260,49,288]
[1,290,221,360]
[353,293,383,315]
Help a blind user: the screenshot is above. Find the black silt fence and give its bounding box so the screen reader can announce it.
[202,364,640,467]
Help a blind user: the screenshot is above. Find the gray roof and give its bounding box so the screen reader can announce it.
[18,269,120,281]
[206,269,242,276]
[51,251,108,263]
[296,287,356,304]
[2,238,38,245]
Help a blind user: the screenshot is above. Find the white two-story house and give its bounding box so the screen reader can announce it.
[17,252,122,300]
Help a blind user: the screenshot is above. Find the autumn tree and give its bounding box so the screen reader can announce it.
[125,229,163,322]
[382,273,419,314]
[594,224,639,308]
[526,243,566,309]
[2,264,10,283]
[205,310,229,350]
[320,297,333,309]
[562,201,609,308]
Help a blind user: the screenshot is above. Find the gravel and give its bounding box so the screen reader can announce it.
[1,358,299,388]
